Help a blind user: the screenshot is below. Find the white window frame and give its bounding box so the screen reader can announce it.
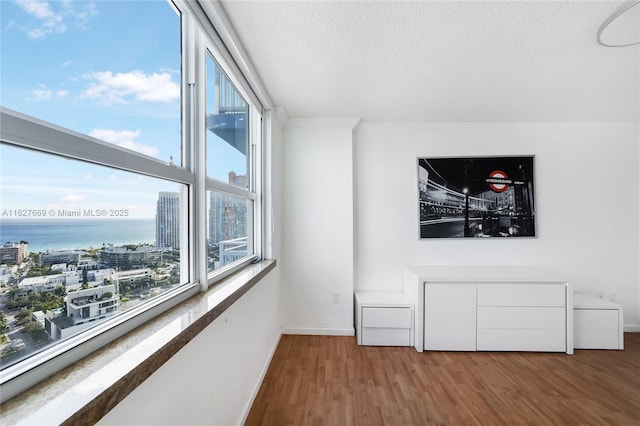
[0,0,264,403]
[200,40,262,286]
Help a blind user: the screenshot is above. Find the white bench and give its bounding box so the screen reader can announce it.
[573,293,623,350]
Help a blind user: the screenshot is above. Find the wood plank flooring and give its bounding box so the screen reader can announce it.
[246,333,640,425]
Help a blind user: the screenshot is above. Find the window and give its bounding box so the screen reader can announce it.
[205,52,259,275]
[0,0,262,401]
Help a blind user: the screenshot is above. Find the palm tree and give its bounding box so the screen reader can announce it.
[7,286,18,300]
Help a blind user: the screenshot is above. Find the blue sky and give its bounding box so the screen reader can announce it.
[1,0,247,219]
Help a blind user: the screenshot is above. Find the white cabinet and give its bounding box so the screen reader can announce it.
[573,293,623,350]
[404,267,573,354]
[356,292,414,346]
[423,282,568,353]
[424,284,476,351]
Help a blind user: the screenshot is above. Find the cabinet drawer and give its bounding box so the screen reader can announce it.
[477,284,565,307]
[477,307,565,329]
[477,329,566,352]
[361,327,411,346]
[362,307,411,328]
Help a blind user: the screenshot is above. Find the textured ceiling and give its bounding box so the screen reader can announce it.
[220,0,639,122]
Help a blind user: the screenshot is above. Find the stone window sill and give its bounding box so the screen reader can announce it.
[0,260,276,425]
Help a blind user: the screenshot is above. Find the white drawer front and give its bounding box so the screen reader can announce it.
[574,309,620,349]
[477,284,565,307]
[362,307,411,328]
[477,329,566,352]
[477,307,565,329]
[362,327,411,346]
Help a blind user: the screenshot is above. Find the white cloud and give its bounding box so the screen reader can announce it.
[16,0,56,20]
[16,0,66,39]
[82,70,180,104]
[15,0,96,39]
[62,0,95,29]
[31,84,68,101]
[32,86,52,101]
[89,128,159,157]
[17,0,56,20]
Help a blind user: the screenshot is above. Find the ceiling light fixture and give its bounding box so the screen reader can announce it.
[597,0,640,47]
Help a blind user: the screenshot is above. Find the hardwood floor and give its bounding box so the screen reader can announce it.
[246,333,640,425]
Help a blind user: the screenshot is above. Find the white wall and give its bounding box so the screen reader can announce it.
[97,271,281,426]
[354,122,640,330]
[280,118,359,335]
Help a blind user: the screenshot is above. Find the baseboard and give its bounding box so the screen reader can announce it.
[238,330,283,426]
[281,326,355,336]
[624,325,640,332]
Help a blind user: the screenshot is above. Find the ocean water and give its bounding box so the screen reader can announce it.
[0,219,156,253]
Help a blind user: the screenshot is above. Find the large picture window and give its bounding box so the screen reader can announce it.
[0,0,262,402]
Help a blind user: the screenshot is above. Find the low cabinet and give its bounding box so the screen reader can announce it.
[573,293,623,350]
[355,292,414,347]
[422,282,571,353]
[404,266,573,354]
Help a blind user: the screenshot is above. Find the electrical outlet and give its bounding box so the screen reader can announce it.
[331,292,340,304]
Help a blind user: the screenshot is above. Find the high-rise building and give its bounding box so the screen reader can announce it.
[227,171,247,189]
[208,172,247,245]
[156,192,180,249]
[209,192,226,245]
[0,241,28,265]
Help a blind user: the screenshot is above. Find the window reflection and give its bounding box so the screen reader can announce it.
[207,191,252,272]
[206,54,249,187]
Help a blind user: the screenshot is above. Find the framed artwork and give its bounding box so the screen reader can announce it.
[418,156,535,238]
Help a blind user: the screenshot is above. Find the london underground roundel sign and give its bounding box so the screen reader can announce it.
[487,170,511,193]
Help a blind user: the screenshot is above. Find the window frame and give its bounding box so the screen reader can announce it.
[0,0,264,403]
[201,42,262,283]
